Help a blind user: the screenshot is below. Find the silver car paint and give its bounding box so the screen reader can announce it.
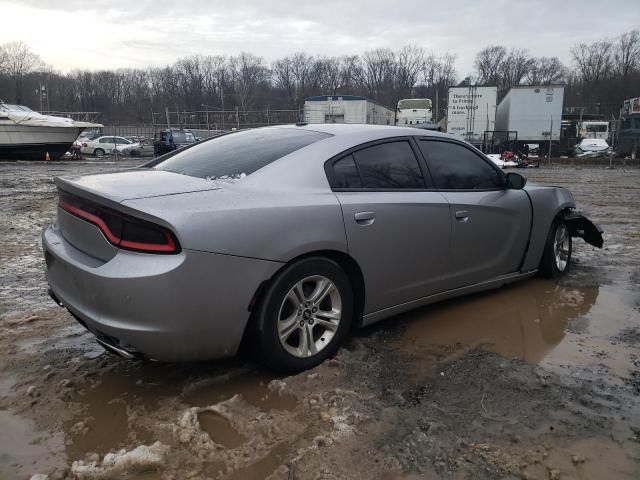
[439,189,532,289]
[43,223,282,361]
[520,184,576,272]
[43,124,586,362]
[335,191,451,313]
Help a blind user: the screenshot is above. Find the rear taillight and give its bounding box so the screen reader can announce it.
[58,191,179,254]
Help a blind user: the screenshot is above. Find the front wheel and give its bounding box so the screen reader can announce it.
[254,257,353,372]
[540,218,572,278]
[93,148,105,157]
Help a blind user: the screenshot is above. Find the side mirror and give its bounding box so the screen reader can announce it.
[506,172,527,189]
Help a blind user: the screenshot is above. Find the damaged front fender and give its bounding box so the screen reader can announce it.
[563,211,604,248]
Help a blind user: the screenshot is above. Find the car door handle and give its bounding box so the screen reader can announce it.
[455,210,470,222]
[354,211,376,225]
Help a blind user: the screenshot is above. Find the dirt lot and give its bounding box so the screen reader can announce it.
[1,160,639,480]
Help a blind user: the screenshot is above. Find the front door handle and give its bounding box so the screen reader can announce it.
[455,210,470,222]
[354,211,376,226]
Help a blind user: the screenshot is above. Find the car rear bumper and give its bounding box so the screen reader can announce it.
[42,223,282,361]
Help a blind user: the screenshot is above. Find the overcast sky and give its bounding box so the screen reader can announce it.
[2,0,639,78]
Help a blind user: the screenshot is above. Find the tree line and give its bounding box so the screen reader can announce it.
[0,30,638,126]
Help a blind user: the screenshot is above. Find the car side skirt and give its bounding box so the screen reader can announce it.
[361,270,538,327]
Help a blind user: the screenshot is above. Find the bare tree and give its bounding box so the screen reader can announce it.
[229,52,269,112]
[499,48,534,92]
[394,45,425,100]
[527,56,567,84]
[614,30,640,96]
[0,44,7,73]
[358,48,397,105]
[272,56,296,105]
[474,45,506,85]
[571,39,613,85]
[1,41,43,103]
[338,55,361,94]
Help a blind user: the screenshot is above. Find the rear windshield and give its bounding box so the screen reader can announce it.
[153,128,331,179]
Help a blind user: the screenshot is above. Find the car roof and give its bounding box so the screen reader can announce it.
[286,123,449,140]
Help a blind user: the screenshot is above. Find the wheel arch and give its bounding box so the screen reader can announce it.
[246,249,366,332]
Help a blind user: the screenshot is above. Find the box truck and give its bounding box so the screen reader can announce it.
[495,86,565,151]
[616,97,640,159]
[446,86,497,145]
[303,95,394,125]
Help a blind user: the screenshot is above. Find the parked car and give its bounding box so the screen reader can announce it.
[153,129,198,156]
[575,138,609,156]
[43,124,603,371]
[80,136,142,157]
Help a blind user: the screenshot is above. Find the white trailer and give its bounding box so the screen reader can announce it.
[495,86,565,142]
[303,95,394,125]
[446,86,497,144]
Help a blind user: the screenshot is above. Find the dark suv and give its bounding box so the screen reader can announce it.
[153,129,198,156]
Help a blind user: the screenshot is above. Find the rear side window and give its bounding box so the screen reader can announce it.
[153,128,331,179]
[418,140,504,190]
[332,155,362,188]
[329,141,425,189]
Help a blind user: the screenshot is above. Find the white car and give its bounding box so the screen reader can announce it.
[80,136,141,157]
[575,138,609,155]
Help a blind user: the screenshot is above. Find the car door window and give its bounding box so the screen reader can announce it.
[99,137,110,144]
[331,141,425,189]
[332,154,362,188]
[419,140,504,190]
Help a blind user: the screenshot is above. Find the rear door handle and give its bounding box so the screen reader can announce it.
[354,211,376,225]
[455,210,470,222]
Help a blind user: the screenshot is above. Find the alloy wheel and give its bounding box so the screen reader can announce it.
[277,275,342,358]
[554,224,570,272]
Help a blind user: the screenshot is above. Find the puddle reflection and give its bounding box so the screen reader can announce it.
[396,279,599,364]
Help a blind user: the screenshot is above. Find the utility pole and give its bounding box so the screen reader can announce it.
[221,90,225,130]
[548,115,553,165]
[235,106,239,130]
[165,107,171,128]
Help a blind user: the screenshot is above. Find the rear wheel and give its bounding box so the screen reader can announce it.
[94,148,105,157]
[254,257,353,372]
[540,218,572,278]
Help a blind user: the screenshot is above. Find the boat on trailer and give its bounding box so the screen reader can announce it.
[0,103,103,160]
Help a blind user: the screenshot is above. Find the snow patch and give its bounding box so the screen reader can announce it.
[70,441,169,479]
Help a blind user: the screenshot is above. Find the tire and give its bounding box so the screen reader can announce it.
[253,257,354,372]
[540,217,572,279]
[94,148,105,157]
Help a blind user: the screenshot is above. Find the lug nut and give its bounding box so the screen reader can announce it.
[299,320,305,327]
[312,307,318,313]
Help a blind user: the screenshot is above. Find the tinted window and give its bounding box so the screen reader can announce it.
[332,155,362,188]
[154,128,331,179]
[351,141,424,189]
[172,131,187,143]
[419,140,504,190]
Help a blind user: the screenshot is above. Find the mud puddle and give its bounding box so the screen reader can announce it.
[0,410,65,479]
[394,279,640,378]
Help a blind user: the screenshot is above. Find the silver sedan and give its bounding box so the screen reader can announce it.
[42,124,603,371]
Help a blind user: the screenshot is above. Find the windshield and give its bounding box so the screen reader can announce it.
[153,128,331,179]
[0,104,33,112]
[585,124,608,133]
[398,99,432,110]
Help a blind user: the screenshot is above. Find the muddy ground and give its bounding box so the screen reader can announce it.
[0,160,639,480]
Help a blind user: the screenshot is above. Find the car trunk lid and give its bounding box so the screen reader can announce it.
[53,169,213,260]
[54,168,222,204]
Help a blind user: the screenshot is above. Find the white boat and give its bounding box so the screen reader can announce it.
[0,103,103,160]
